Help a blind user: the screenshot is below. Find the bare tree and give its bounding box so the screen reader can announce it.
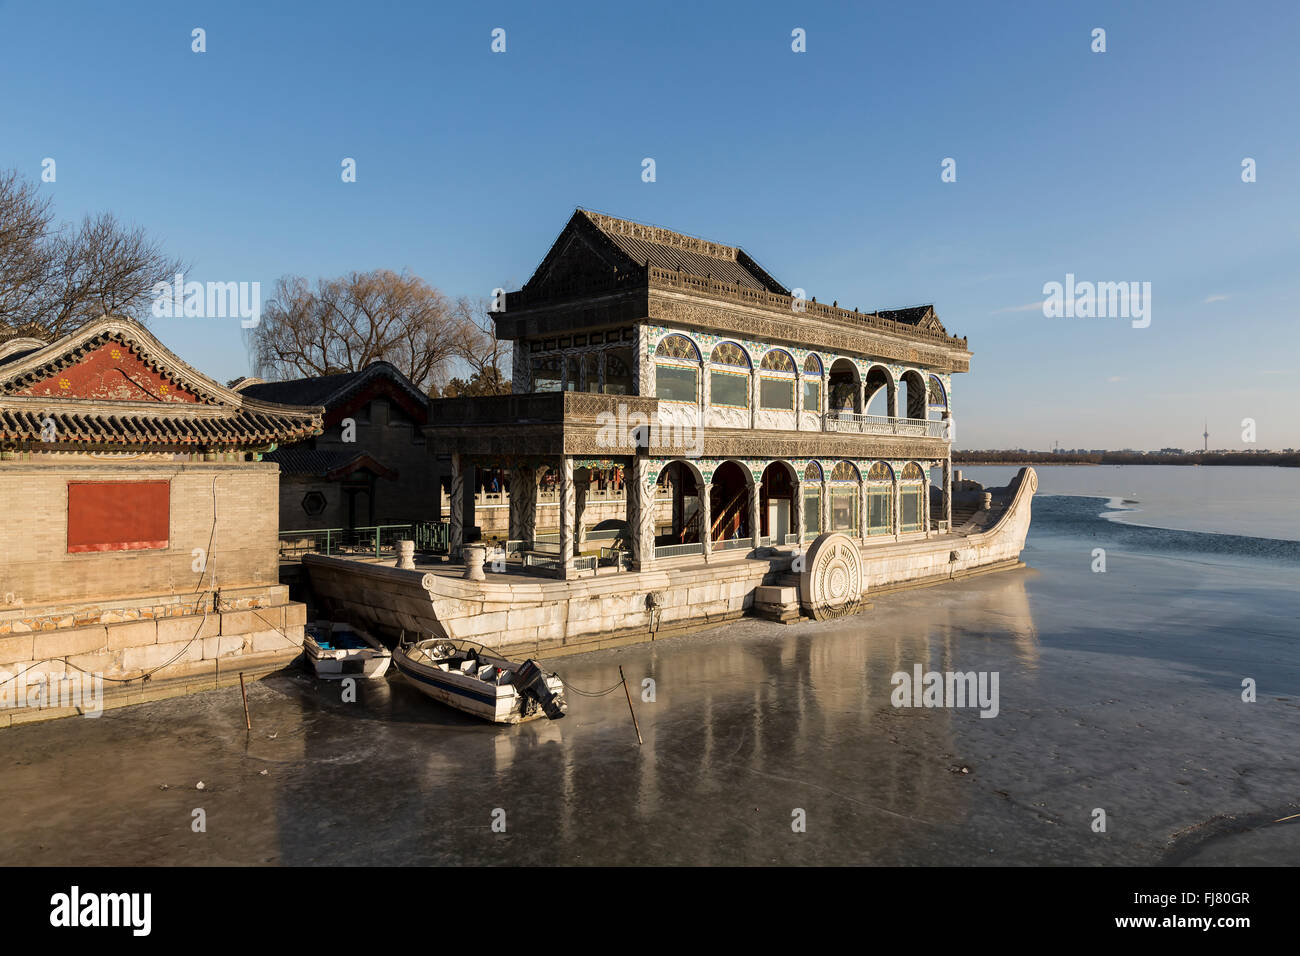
[248,270,467,391]
[0,169,184,340]
[447,294,511,395]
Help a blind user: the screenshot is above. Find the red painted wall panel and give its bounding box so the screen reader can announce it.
[67,481,170,553]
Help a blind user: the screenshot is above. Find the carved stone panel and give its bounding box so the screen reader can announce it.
[798,532,864,621]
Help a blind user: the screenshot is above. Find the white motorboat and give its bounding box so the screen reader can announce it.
[303,621,392,679]
[392,636,567,723]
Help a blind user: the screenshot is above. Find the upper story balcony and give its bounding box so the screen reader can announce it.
[823,412,949,440]
[425,391,950,462]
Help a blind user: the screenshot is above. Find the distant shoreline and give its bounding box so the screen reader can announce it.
[955,454,1298,468]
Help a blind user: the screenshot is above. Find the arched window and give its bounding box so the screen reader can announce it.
[759,349,796,410]
[829,461,859,534]
[864,365,893,417]
[927,375,948,420]
[802,354,823,413]
[866,462,893,535]
[902,370,927,420]
[760,349,795,372]
[710,341,751,408]
[656,334,699,360]
[900,462,926,532]
[802,462,822,537]
[654,334,700,403]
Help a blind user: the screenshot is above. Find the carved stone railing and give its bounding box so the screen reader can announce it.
[427,391,657,426]
[823,412,949,439]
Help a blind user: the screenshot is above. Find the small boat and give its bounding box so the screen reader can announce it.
[303,621,392,679]
[393,636,567,723]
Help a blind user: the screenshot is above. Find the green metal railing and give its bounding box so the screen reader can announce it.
[280,520,450,558]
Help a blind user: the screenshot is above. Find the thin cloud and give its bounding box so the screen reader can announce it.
[1204,294,1229,303]
[992,301,1047,314]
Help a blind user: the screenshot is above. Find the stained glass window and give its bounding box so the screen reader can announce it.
[655,334,699,361]
[760,349,795,372]
[710,342,750,368]
[830,461,858,482]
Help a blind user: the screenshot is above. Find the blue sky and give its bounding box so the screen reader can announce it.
[2,0,1296,450]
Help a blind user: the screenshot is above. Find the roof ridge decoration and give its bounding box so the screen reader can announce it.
[0,316,324,450]
[581,210,740,262]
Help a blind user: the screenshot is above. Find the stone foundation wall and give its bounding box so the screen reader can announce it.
[0,584,305,727]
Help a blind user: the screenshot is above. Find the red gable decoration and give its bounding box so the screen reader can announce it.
[14,341,200,404]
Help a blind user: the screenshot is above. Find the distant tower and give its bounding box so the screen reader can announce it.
[1203,420,1209,452]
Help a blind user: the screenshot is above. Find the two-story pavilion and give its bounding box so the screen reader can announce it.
[427,210,970,578]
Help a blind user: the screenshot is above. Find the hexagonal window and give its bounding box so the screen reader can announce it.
[301,491,327,517]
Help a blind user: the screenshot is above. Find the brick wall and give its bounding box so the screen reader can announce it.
[0,460,278,612]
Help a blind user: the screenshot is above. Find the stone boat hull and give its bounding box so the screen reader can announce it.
[304,469,1037,660]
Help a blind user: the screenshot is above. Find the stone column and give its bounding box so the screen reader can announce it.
[820,479,830,536]
[461,461,477,543]
[450,452,464,556]
[508,464,535,543]
[700,362,710,420]
[793,479,804,543]
[575,469,590,552]
[750,369,759,429]
[794,371,803,431]
[559,457,575,576]
[859,478,869,540]
[630,457,655,570]
[893,475,902,540]
[699,479,712,560]
[511,344,530,394]
[943,456,953,530]
[923,468,932,537]
[749,473,761,549]
[521,467,538,543]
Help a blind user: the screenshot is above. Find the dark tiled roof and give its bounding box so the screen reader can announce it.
[266,447,395,479]
[876,306,934,326]
[239,370,365,407]
[591,223,777,291]
[0,317,323,449]
[239,362,428,414]
[0,404,320,446]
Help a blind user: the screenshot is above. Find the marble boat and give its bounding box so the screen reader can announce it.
[303,621,391,679]
[392,636,567,723]
[296,212,1037,662]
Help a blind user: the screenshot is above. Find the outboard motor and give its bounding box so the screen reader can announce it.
[514,659,567,720]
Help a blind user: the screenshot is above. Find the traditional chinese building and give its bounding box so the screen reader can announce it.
[306,211,1034,655]
[428,210,965,575]
[0,316,322,724]
[235,362,431,533]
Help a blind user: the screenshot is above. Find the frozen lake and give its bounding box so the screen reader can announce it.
[1,466,1296,865]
